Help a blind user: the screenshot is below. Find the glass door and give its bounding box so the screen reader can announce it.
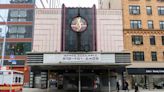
[63,73,95,92]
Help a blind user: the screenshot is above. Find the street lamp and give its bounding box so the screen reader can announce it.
[0,15,7,68]
[0,14,12,92]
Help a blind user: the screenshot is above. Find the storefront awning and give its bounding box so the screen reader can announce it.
[27,52,131,65]
[126,62,164,68]
[126,62,164,74]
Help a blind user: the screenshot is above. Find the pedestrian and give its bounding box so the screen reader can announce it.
[135,83,139,92]
[116,81,120,92]
[124,81,129,92]
[153,82,155,89]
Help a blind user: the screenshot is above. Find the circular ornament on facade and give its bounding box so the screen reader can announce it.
[71,16,87,32]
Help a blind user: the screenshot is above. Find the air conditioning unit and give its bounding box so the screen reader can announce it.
[135,41,141,45]
[133,10,138,14]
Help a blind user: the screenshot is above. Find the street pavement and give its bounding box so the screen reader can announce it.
[23,88,164,92]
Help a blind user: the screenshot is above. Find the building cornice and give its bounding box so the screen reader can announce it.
[123,29,164,35]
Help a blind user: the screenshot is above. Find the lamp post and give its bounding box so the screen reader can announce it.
[0,15,12,92]
[0,15,7,68]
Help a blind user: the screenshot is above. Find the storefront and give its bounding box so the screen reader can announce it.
[127,63,164,89]
[27,52,130,92]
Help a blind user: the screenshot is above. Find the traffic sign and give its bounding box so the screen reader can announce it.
[11,60,16,65]
[9,54,16,64]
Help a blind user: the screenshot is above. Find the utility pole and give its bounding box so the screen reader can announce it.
[0,15,7,68]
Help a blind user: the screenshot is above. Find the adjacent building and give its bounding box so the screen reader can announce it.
[98,0,122,9]
[0,0,35,85]
[26,3,130,92]
[35,0,60,8]
[0,0,57,86]
[123,0,164,89]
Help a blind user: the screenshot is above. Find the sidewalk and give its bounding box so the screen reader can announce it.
[23,88,164,92]
[133,89,164,92]
[112,89,164,92]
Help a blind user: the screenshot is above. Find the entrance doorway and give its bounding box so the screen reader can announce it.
[31,66,125,92]
[64,73,96,92]
[48,69,107,92]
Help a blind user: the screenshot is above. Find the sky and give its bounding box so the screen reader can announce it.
[60,0,98,8]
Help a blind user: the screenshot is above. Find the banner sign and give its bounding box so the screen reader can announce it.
[146,69,164,74]
[9,54,17,64]
[44,54,101,64]
[127,68,164,74]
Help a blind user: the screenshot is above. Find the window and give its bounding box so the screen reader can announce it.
[133,51,144,61]
[162,36,164,45]
[4,60,25,66]
[18,77,21,83]
[2,42,32,55]
[147,20,154,29]
[150,36,155,45]
[130,20,142,29]
[108,2,110,9]
[151,51,157,61]
[0,9,33,22]
[19,10,27,17]
[0,0,34,4]
[158,7,164,15]
[6,25,32,38]
[132,35,143,45]
[129,5,140,15]
[157,0,164,2]
[15,77,18,83]
[160,21,164,30]
[146,6,152,15]
[10,0,34,3]
[10,10,27,21]
[10,10,19,17]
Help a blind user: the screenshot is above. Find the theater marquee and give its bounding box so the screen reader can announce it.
[43,53,115,64]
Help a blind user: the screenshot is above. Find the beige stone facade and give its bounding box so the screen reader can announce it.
[33,9,123,52]
[98,0,122,9]
[123,0,164,62]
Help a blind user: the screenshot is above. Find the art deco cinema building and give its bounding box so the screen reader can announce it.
[26,0,131,92]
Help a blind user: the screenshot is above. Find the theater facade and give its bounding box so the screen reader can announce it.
[27,5,130,92]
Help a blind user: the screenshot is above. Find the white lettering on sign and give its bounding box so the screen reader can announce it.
[44,54,115,64]
[146,70,164,73]
[146,70,152,73]
[62,54,100,62]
